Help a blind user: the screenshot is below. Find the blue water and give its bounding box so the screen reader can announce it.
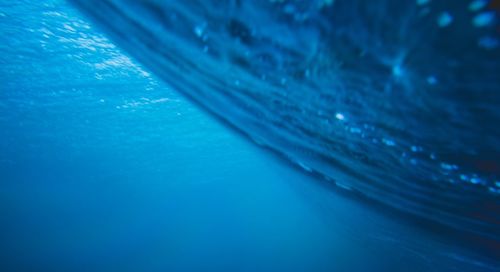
[0,1,499,271]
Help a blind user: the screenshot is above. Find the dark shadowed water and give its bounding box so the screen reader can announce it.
[0,0,499,271]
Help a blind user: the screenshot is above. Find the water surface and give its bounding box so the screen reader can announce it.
[0,1,499,271]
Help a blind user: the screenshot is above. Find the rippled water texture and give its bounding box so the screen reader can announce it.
[69,0,500,242]
[1,0,500,270]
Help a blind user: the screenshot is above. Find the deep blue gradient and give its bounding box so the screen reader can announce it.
[69,0,500,243]
[0,1,499,271]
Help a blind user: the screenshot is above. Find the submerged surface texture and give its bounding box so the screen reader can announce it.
[0,0,499,271]
[68,0,500,243]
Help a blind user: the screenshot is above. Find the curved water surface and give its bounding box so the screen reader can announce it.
[1,0,500,270]
[69,0,500,243]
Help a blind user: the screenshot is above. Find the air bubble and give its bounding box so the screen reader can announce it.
[350,127,361,134]
[437,12,453,27]
[426,76,438,85]
[473,12,495,27]
[335,113,345,121]
[478,36,499,49]
[470,177,481,184]
[440,163,458,171]
[469,0,488,12]
[382,138,395,146]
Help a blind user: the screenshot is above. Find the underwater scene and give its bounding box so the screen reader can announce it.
[0,0,499,271]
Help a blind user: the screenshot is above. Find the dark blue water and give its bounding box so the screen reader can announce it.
[0,0,499,271]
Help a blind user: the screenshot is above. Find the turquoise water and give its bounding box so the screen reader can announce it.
[0,1,499,271]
